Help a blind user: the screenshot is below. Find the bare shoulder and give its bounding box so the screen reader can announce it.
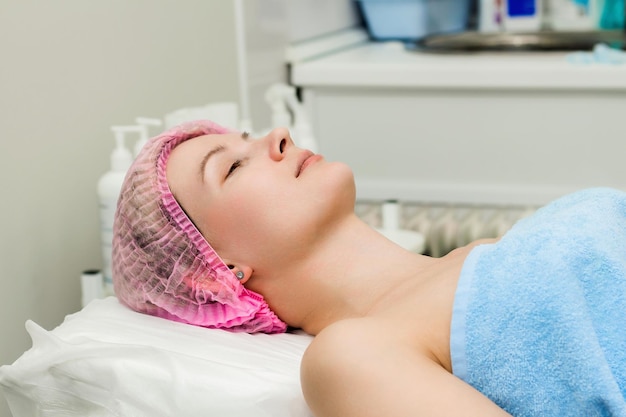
[301,319,384,379]
[300,318,394,416]
[301,318,511,417]
[303,317,383,358]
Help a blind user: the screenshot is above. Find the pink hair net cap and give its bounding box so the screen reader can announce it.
[112,120,287,333]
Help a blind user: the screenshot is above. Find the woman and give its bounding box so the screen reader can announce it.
[112,120,626,417]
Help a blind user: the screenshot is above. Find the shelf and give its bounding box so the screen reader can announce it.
[291,41,626,90]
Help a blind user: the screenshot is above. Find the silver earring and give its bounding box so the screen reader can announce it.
[236,271,244,280]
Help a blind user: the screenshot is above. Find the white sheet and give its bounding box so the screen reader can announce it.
[0,297,314,417]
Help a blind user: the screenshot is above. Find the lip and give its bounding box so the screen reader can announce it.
[296,150,317,178]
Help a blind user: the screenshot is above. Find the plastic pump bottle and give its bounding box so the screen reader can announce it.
[98,125,138,295]
[375,200,425,253]
[503,0,543,31]
[134,117,163,157]
[265,83,293,128]
[265,83,319,153]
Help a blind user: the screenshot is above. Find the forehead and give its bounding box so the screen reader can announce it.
[172,132,239,157]
[166,132,236,194]
[168,132,239,171]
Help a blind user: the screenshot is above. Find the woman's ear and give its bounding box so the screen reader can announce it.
[226,263,253,285]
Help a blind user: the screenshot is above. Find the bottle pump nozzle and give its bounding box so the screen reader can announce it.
[265,84,293,128]
[264,83,318,153]
[134,117,163,156]
[110,126,139,172]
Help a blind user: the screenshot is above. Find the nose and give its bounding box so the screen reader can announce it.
[265,127,293,161]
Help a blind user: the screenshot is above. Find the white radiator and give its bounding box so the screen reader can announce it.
[356,200,537,257]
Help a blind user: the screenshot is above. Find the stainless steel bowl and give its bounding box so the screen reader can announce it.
[410,30,626,52]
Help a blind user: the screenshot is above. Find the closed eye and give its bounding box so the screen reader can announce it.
[226,159,243,179]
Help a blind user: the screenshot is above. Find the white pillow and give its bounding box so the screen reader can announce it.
[0,297,314,417]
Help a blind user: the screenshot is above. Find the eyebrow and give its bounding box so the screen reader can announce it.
[198,132,250,183]
[199,145,225,184]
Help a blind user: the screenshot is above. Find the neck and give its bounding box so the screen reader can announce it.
[271,214,436,335]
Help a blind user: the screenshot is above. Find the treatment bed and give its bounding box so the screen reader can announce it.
[0,297,314,417]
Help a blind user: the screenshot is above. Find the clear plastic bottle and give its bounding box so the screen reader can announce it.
[97,126,137,295]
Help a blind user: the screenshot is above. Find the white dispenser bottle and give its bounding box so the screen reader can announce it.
[265,83,293,128]
[264,83,319,153]
[550,0,596,30]
[134,117,163,157]
[98,126,137,296]
[375,200,425,253]
[503,0,543,31]
[479,0,504,32]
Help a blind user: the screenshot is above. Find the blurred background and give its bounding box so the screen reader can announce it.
[0,3,242,416]
[0,1,624,415]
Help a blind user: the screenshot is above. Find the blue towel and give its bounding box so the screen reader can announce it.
[451,188,626,416]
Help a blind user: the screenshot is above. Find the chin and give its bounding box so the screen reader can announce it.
[323,161,356,207]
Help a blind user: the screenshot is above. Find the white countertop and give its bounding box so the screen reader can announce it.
[291,41,626,90]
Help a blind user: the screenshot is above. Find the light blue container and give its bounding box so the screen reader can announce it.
[356,0,471,41]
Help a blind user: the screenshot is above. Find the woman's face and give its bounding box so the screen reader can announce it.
[166,127,355,273]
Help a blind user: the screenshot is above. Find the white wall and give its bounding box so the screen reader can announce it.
[0,2,240,416]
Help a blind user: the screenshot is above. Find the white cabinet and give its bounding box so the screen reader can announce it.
[291,40,626,205]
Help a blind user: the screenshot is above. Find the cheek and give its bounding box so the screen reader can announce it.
[206,164,354,259]
[207,181,288,245]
